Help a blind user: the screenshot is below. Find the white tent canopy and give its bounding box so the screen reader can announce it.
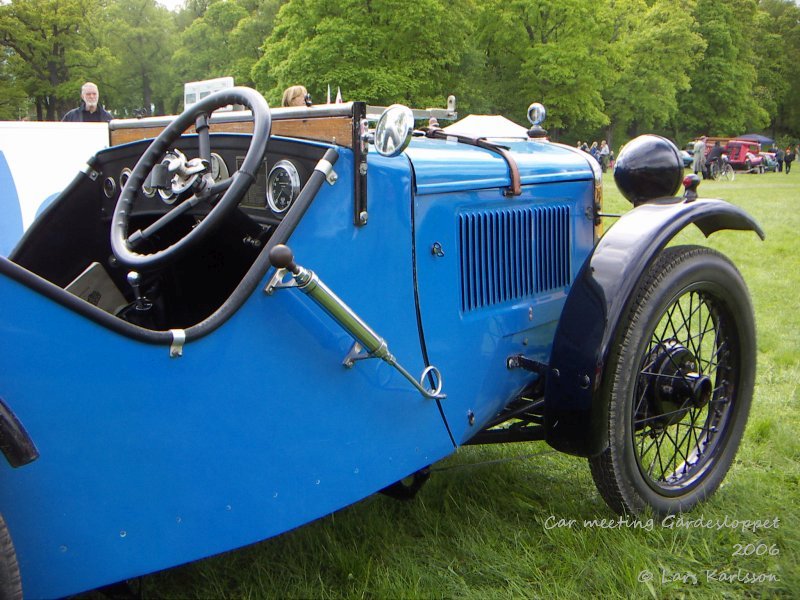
[442,114,530,139]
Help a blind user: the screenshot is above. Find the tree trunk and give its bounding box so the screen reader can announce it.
[45,95,57,121]
[142,72,153,117]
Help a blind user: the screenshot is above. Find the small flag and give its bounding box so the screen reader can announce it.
[335,87,342,103]
[326,85,331,104]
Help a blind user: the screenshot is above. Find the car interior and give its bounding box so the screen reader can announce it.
[9,133,326,331]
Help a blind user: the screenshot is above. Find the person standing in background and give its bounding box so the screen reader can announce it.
[282,85,310,107]
[693,136,707,178]
[62,82,113,122]
[784,146,795,174]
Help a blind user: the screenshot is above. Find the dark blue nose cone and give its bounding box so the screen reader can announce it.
[613,135,684,206]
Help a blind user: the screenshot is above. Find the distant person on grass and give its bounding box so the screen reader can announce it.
[775,147,784,172]
[693,136,707,178]
[784,147,795,174]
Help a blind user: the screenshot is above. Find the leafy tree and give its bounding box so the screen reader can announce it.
[172,0,249,85]
[175,0,215,29]
[171,0,282,91]
[227,0,283,86]
[601,0,703,146]
[0,50,29,119]
[100,0,179,116]
[0,0,112,120]
[252,0,480,111]
[757,0,800,142]
[676,0,769,136]
[474,0,615,135]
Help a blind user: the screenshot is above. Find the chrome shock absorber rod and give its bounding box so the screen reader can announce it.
[266,244,445,400]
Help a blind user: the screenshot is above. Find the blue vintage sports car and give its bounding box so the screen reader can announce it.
[0,88,763,598]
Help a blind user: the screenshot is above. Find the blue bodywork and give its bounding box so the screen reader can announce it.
[408,138,595,443]
[0,122,597,597]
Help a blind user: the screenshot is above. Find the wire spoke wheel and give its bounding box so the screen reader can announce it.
[633,290,730,492]
[721,163,735,182]
[589,246,755,515]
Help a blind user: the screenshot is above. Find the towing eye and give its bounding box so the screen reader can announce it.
[265,244,445,400]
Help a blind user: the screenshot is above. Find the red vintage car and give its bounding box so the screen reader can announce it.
[725,139,764,172]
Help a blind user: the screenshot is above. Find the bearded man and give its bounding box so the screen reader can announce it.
[62,82,113,122]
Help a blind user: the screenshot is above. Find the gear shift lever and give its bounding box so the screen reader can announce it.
[127,271,152,311]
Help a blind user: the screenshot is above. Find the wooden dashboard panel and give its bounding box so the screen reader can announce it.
[109,116,355,148]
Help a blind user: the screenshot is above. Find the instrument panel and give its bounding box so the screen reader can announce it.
[106,135,323,224]
[237,151,314,219]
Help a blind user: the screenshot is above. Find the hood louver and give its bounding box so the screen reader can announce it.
[458,205,571,312]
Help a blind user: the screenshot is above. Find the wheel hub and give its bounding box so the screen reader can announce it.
[643,341,712,427]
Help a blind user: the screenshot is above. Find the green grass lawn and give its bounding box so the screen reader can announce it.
[133,171,799,599]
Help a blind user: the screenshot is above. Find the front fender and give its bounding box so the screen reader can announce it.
[544,197,764,457]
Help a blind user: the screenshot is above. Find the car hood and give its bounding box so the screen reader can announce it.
[404,137,596,196]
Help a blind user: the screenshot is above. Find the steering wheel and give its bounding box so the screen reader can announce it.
[111,86,271,270]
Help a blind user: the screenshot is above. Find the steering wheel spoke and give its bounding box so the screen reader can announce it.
[196,112,212,163]
[111,87,271,269]
[202,174,235,199]
[128,192,206,247]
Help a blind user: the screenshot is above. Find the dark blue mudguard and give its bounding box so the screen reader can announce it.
[544,197,764,457]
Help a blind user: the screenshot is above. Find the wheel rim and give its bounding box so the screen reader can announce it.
[631,286,740,496]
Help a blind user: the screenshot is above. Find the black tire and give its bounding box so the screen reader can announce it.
[589,246,756,516]
[0,514,22,600]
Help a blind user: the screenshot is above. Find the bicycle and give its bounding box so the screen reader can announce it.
[709,156,735,182]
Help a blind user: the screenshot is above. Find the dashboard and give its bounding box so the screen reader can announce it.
[99,134,327,225]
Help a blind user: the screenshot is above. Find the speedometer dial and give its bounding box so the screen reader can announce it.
[266,160,301,214]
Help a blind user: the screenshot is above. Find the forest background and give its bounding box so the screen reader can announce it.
[2,0,800,150]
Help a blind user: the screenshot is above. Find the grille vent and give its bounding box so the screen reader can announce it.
[458,205,571,312]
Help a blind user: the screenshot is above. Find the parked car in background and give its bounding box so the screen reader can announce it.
[0,88,764,599]
[680,149,693,167]
[726,139,764,172]
[760,152,779,172]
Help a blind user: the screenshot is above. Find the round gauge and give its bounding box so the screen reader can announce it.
[266,160,301,214]
[103,177,116,199]
[119,168,132,190]
[210,152,229,182]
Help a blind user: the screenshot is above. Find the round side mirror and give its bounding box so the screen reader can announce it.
[374,105,414,157]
